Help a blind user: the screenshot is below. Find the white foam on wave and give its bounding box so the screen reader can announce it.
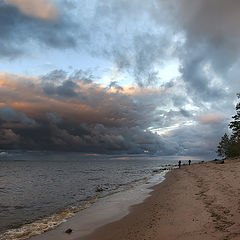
[0,197,98,240]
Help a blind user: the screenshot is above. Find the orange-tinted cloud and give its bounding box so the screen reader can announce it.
[0,70,225,157]
[0,129,20,144]
[198,113,224,124]
[0,72,169,153]
[4,0,58,20]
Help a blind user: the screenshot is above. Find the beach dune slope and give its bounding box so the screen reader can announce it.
[81,159,240,240]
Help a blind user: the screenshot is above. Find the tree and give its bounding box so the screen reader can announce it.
[229,93,240,142]
[217,93,240,158]
[217,133,230,157]
[228,135,240,157]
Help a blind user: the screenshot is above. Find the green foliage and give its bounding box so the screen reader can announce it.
[217,133,230,157]
[229,93,240,141]
[217,93,240,158]
[228,135,240,157]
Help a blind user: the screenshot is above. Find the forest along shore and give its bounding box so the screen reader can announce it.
[81,158,240,240]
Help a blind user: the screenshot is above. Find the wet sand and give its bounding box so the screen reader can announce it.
[29,171,168,240]
[80,158,240,240]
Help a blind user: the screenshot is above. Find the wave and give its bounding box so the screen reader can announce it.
[0,168,171,240]
[0,196,98,240]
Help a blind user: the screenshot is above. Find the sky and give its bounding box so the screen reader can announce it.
[0,0,239,158]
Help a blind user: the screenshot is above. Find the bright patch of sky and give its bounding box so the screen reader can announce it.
[0,49,112,78]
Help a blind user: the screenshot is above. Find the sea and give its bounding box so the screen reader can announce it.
[0,150,200,240]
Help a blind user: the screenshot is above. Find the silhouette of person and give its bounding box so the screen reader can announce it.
[178,160,181,168]
[188,160,191,165]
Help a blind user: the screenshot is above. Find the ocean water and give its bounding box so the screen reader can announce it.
[0,151,190,240]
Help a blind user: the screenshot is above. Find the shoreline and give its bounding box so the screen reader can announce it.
[80,158,240,240]
[5,158,240,240]
[25,169,170,240]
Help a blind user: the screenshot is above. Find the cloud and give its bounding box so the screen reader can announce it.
[0,1,77,58]
[4,0,58,20]
[0,70,234,157]
[67,0,240,97]
[158,0,240,104]
[162,120,229,157]
[46,112,61,124]
[198,113,224,125]
[0,106,36,125]
[0,0,239,158]
[0,129,20,145]
[0,71,173,154]
[60,0,176,87]
[108,81,123,91]
[43,80,79,97]
[0,0,239,97]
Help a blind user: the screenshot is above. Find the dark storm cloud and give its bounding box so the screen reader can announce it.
[0,129,20,145]
[41,70,96,99]
[0,71,173,154]
[43,80,79,97]
[0,106,36,125]
[0,1,77,58]
[46,112,62,124]
[48,124,166,154]
[0,70,232,157]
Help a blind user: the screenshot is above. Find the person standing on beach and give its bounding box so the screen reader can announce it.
[188,160,191,165]
[178,160,181,168]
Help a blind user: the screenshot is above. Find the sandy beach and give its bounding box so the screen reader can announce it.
[80,158,240,240]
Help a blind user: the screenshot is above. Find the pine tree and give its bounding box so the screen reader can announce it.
[228,135,240,157]
[229,93,240,142]
[217,93,240,158]
[217,133,230,157]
